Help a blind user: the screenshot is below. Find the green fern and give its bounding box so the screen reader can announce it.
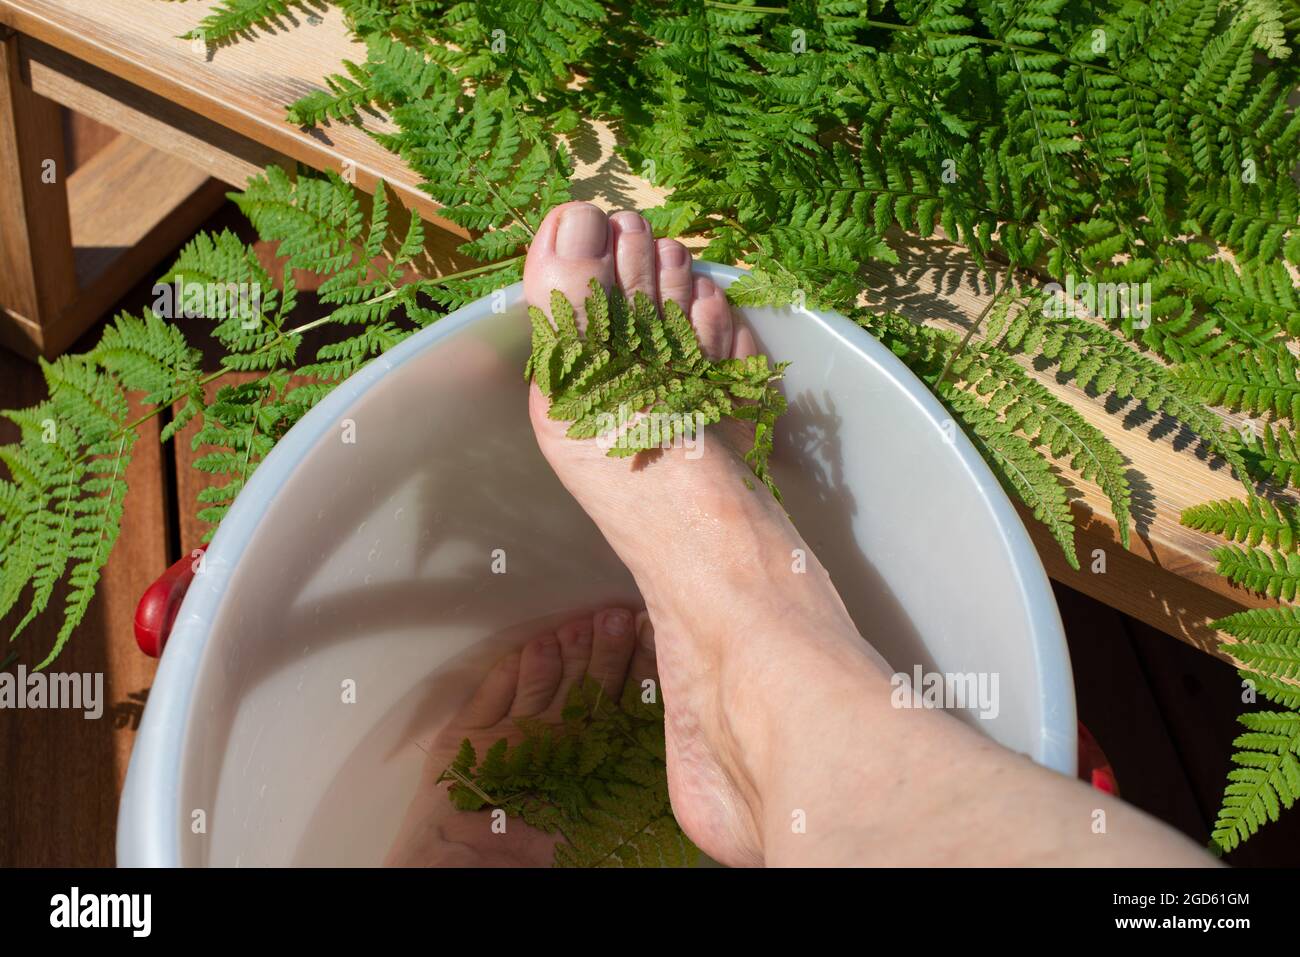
[956,347,1134,550]
[1,353,141,667]
[1242,667,1300,711]
[1218,605,1300,645]
[1210,710,1300,853]
[0,161,530,658]
[440,676,700,868]
[859,306,1133,567]
[1174,346,1300,423]
[1207,604,1300,850]
[1212,544,1300,601]
[1245,422,1300,487]
[181,0,321,43]
[528,279,789,500]
[1183,498,1300,551]
[944,389,1080,569]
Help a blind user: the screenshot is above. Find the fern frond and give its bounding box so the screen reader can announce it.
[958,348,1133,549]
[182,0,318,43]
[0,351,137,667]
[287,33,457,126]
[528,279,788,500]
[944,388,1079,569]
[1212,544,1300,601]
[440,675,700,868]
[1003,304,1254,490]
[1241,667,1300,711]
[1247,422,1300,487]
[1174,345,1300,423]
[1183,497,1300,552]
[1216,605,1300,646]
[1211,710,1300,852]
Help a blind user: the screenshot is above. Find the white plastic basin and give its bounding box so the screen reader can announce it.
[117,262,1076,866]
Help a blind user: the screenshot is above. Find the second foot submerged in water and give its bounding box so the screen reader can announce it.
[386,606,663,867]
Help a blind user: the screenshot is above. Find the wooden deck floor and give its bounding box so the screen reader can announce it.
[1,127,1298,868]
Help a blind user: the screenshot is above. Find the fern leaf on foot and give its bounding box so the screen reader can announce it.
[527,279,789,500]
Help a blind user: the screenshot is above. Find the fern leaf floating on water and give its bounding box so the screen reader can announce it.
[439,677,701,868]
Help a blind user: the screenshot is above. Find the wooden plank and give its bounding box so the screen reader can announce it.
[1,131,229,358]
[64,132,226,303]
[26,34,286,188]
[0,0,473,236]
[3,1,652,252]
[61,106,117,171]
[0,355,166,866]
[0,0,1276,653]
[0,28,75,332]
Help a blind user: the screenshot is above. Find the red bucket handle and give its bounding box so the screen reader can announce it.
[134,545,207,657]
[1078,720,1119,795]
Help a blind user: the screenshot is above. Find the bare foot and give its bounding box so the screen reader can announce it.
[522,203,893,866]
[386,606,655,866]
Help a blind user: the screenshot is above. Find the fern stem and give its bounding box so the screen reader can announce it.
[473,166,536,240]
[89,255,525,459]
[935,278,1002,390]
[703,1,787,12]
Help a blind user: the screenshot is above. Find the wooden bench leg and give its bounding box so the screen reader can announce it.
[0,28,76,357]
[0,30,230,361]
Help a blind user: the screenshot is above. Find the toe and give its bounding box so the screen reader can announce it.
[459,650,522,728]
[732,323,758,359]
[689,276,735,361]
[548,616,594,711]
[523,202,614,331]
[509,634,563,717]
[611,211,657,305]
[656,238,693,315]
[586,607,637,701]
[626,611,659,691]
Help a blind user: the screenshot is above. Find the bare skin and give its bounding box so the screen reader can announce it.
[390,201,1215,868]
[385,606,657,866]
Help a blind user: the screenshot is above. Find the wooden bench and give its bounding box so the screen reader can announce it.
[0,0,1273,661]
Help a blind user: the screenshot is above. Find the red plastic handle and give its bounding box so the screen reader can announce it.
[134,545,207,657]
[1077,720,1119,795]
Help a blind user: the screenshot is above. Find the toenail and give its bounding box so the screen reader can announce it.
[612,211,647,233]
[657,241,687,268]
[599,608,632,636]
[556,204,609,258]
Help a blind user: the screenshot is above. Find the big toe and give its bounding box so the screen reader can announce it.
[523,201,614,329]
